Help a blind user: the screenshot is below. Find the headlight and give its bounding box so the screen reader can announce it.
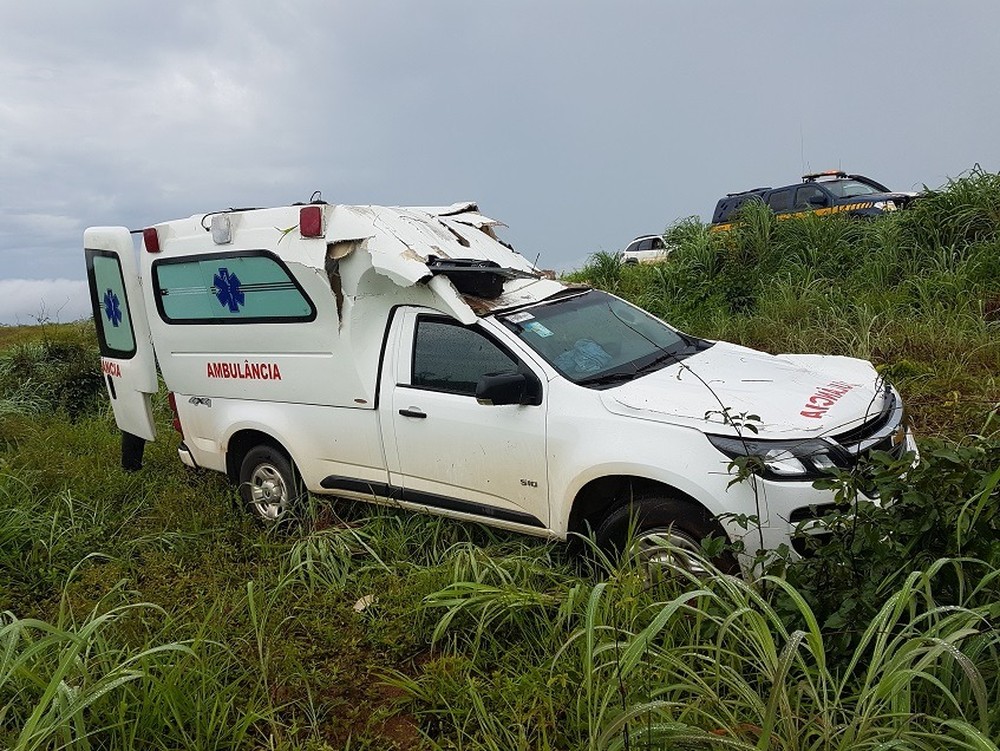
[873,200,896,212]
[706,435,845,480]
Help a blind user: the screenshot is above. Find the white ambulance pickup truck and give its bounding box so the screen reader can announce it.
[84,200,916,572]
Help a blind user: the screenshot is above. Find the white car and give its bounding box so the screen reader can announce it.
[84,200,915,576]
[621,234,670,264]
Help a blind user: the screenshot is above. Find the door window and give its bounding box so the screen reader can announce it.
[152,251,315,324]
[767,189,793,212]
[411,319,518,396]
[795,185,828,209]
[87,251,137,358]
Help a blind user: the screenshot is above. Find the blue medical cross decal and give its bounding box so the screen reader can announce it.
[103,289,122,327]
[214,268,245,313]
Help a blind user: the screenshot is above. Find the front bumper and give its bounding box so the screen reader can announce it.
[716,428,918,563]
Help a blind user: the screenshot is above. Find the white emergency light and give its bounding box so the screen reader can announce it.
[211,214,232,245]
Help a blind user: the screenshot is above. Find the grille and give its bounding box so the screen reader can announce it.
[789,503,837,524]
[830,388,906,462]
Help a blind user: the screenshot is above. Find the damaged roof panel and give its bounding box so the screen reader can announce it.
[333,203,557,317]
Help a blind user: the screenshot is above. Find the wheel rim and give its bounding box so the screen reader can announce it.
[629,527,712,578]
[248,462,289,521]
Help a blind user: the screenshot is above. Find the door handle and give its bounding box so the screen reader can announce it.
[398,408,426,419]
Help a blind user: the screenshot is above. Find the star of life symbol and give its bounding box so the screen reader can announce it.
[103,289,122,327]
[213,268,245,313]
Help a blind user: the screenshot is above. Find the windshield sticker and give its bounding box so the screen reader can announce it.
[523,321,554,338]
[506,311,534,324]
[800,381,860,418]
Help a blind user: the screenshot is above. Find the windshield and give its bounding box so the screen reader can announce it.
[821,179,881,198]
[498,290,705,387]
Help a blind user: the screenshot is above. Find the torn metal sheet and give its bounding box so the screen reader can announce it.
[328,203,553,323]
[428,274,477,325]
[463,278,569,315]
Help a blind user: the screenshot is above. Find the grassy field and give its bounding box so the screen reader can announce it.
[2,168,1000,749]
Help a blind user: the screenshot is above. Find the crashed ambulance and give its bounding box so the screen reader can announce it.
[84,199,916,572]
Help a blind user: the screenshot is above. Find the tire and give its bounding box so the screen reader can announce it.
[238,445,304,523]
[594,494,738,577]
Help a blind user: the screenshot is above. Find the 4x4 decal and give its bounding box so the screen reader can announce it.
[213,268,245,313]
[103,289,123,327]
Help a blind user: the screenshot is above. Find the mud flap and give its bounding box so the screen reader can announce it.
[121,431,146,472]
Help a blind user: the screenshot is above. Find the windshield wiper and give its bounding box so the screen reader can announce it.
[633,350,682,374]
[576,370,640,387]
[578,351,680,387]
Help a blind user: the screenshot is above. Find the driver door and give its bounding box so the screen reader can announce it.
[382,310,549,528]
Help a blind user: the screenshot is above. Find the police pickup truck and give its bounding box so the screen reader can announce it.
[712,171,919,231]
[85,199,915,574]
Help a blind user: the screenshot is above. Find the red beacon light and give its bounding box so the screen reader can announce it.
[143,227,161,253]
[299,206,324,238]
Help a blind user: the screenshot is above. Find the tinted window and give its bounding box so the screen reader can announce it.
[86,251,137,358]
[411,319,518,396]
[153,251,315,324]
[637,239,653,251]
[767,189,793,212]
[795,185,828,209]
[822,179,881,198]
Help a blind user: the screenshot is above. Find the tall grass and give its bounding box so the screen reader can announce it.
[400,547,1000,750]
[0,570,272,751]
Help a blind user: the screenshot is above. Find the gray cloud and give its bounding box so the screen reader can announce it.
[0,279,90,325]
[1,1,998,321]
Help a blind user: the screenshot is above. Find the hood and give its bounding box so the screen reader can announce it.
[600,342,887,439]
[865,191,920,206]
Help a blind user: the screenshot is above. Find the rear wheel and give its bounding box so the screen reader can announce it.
[238,445,304,522]
[594,495,737,577]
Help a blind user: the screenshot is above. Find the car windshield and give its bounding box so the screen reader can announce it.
[498,290,704,388]
[821,179,881,198]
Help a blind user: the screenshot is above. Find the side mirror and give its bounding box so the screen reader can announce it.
[808,195,829,207]
[476,372,528,406]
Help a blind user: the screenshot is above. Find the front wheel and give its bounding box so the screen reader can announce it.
[594,495,737,577]
[238,445,304,523]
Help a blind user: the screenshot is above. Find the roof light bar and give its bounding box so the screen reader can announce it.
[803,170,848,181]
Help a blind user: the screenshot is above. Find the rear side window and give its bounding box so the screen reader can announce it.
[767,189,793,212]
[411,319,518,396]
[152,251,316,324]
[795,185,828,209]
[86,250,137,358]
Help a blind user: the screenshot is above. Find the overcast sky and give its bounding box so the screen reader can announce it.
[1,1,998,324]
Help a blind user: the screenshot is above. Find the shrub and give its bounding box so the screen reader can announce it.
[0,330,102,418]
